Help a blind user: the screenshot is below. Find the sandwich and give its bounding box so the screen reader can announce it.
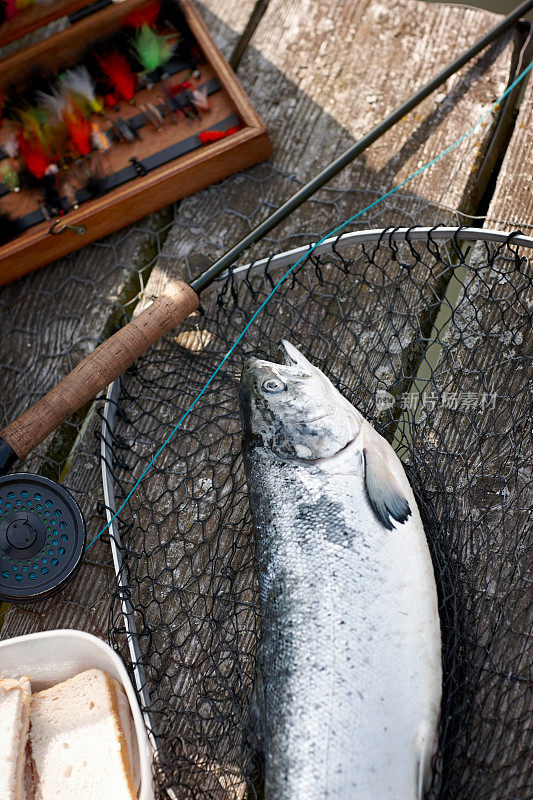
[0,675,31,800]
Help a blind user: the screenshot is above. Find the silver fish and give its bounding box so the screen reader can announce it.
[240,341,442,800]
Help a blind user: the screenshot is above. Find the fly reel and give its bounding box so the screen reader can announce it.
[0,474,85,603]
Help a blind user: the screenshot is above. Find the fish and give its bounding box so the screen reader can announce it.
[239,340,442,800]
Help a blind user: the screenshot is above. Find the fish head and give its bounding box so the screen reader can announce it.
[240,340,362,460]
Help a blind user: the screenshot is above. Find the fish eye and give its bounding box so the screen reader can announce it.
[262,377,286,394]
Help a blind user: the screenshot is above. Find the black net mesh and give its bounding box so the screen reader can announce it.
[0,172,531,800]
[101,227,531,800]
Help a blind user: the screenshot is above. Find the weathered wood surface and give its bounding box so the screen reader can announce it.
[196,0,260,57]
[0,16,68,60]
[413,74,533,800]
[233,0,513,208]
[0,219,170,478]
[0,0,259,477]
[486,67,533,229]
[407,236,532,800]
[0,0,262,634]
[1,1,531,798]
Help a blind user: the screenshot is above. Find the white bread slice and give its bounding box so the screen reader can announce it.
[30,669,137,800]
[0,676,31,800]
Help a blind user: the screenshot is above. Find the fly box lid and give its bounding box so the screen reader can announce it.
[0,0,117,50]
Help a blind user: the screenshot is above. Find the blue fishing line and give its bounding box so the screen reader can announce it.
[86,58,533,550]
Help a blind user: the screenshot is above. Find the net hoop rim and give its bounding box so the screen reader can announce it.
[224,225,533,280]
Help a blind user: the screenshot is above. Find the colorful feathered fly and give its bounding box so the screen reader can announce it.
[97,51,136,103]
[17,104,48,143]
[131,24,175,73]
[36,85,68,122]
[64,103,92,156]
[2,133,19,158]
[16,105,55,179]
[0,162,20,191]
[61,66,103,115]
[37,85,92,157]
[199,125,241,144]
[90,120,111,151]
[167,80,191,95]
[125,1,160,29]
[3,0,18,21]
[18,133,50,179]
[190,85,209,112]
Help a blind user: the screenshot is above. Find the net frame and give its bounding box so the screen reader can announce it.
[99,225,532,800]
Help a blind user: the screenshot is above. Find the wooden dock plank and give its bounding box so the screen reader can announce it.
[195,0,260,57]
[396,74,533,800]
[234,0,514,208]
[486,71,533,228]
[153,0,520,278]
[415,70,533,800]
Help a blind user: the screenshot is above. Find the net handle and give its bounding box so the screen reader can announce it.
[0,280,199,468]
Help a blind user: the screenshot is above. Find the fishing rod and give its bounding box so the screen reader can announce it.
[192,0,533,292]
[0,1,531,602]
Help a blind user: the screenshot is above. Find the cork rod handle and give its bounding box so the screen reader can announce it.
[0,280,199,461]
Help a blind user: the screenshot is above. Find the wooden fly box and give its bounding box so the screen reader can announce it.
[0,0,272,285]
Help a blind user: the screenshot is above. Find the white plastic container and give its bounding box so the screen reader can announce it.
[0,629,154,800]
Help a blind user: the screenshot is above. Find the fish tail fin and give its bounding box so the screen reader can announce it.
[416,724,436,799]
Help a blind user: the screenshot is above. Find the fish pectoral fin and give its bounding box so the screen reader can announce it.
[363,434,411,531]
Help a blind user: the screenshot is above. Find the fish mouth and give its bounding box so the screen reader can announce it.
[242,343,315,385]
[244,342,312,372]
[279,339,300,366]
[279,340,314,376]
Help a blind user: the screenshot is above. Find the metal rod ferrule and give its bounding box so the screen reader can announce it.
[0,438,18,476]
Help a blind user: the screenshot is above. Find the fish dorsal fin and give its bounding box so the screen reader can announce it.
[362,426,411,531]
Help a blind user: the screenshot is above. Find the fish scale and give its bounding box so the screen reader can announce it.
[240,341,441,800]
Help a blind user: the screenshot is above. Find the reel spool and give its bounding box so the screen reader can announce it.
[0,474,85,603]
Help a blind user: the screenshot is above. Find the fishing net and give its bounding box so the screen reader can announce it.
[0,174,531,800]
[101,225,531,800]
